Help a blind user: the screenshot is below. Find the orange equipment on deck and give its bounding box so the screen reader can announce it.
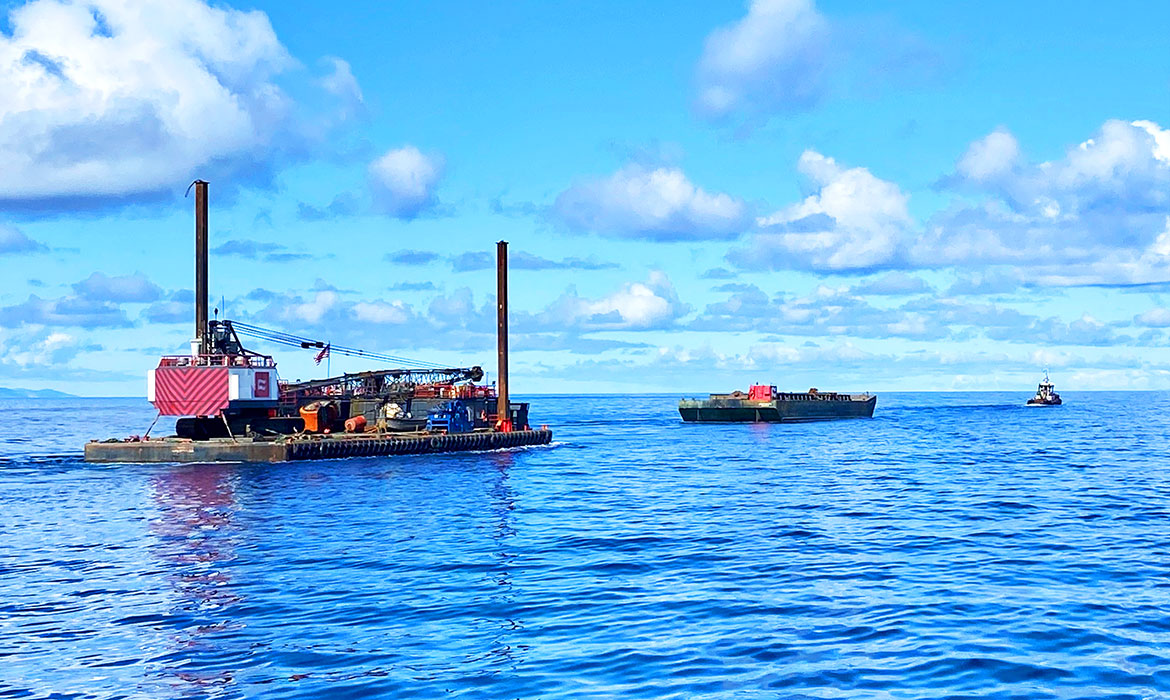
[299,401,337,433]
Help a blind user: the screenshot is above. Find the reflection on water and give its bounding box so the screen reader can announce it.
[483,451,524,670]
[148,464,244,697]
[138,452,531,694]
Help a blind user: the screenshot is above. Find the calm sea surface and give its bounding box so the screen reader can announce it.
[2,393,1169,699]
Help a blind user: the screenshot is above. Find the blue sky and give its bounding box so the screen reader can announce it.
[1,0,1168,395]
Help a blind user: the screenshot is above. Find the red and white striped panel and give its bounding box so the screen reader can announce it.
[151,367,230,416]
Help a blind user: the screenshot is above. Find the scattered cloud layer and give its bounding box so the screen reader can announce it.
[691,284,948,340]
[229,272,691,360]
[510,251,619,271]
[0,327,101,376]
[1135,308,1170,328]
[725,119,1170,287]
[389,281,438,292]
[295,194,359,222]
[72,272,161,303]
[389,248,619,273]
[552,164,749,240]
[142,290,193,324]
[0,225,47,254]
[385,249,441,266]
[689,283,1145,347]
[917,119,1170,284]
[701,267,737,280]
[213,239,313,263]
[0,1,1162,391]
[539,341,1170,392]
[848,272,932,296]
[449,250,619,272]
[0,271,180,328]
[0,295,131,329]
[945,270,1024,296]
[451,251,492,272]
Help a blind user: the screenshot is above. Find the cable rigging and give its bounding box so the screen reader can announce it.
[229,320,452,370]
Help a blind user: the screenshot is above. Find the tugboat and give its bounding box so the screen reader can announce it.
[680,385,876,423]
[1026,371,1062,406]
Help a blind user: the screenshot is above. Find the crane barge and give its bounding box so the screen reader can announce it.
[85,181,551,463]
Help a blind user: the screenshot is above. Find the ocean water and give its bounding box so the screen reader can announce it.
[2,392,1169,699]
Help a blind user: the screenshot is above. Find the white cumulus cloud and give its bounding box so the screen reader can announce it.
[723,119,1170,283]
[353,300,411,325]
[529,272,690,331]
[728,150,911,271]
[0,0,298,205]
[956,128,1020,182]
[695,0,829,120]
[921,119,1170,278]
[693,0,940,127]
[0,328,89,370]
[291,291,338,324]
[552,164,749,240]
[368,145,445,219]
[319,56,363,103]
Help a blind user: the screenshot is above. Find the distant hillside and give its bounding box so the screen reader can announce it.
[0,388,77,398]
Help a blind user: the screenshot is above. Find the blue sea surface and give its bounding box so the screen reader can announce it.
[2,392,1169,699]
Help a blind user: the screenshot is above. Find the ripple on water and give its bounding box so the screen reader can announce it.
[2,393,1170,698]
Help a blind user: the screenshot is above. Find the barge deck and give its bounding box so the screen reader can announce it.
[85,429,553,464]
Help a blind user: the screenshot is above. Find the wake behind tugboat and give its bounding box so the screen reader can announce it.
[679,384,876,423]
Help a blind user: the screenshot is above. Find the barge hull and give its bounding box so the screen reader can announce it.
[84,429,553,464]
[679,397,876,423]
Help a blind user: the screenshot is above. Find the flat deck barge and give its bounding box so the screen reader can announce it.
[680,385,876,423]
[84,182,551,463]
[85,429,553,463]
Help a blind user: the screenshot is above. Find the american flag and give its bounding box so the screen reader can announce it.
[314,344,331,365]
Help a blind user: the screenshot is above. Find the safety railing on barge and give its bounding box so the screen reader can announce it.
[158,354,277,368]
